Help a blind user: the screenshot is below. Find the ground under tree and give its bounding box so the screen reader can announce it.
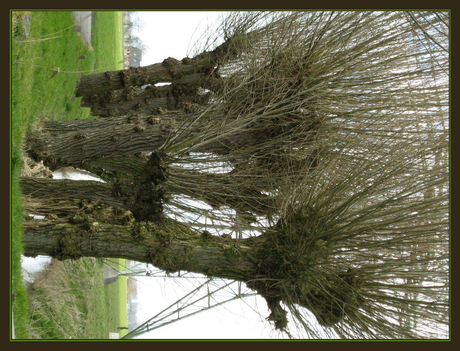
[20,11,449,339]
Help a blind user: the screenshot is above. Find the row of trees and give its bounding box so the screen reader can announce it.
[20,11,449,338]
[123,12,148,52]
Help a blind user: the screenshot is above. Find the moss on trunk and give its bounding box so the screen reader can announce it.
[22,213,261,282]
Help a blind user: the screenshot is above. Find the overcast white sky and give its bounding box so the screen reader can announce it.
[132,11,228,66]
[132,273,284,339]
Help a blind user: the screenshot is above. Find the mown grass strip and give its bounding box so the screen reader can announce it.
[11,10,126,339]
[92,11,124,71]
[116,259,129,338]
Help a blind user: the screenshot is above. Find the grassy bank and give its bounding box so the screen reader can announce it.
[11,10,126,339]
[23,258,128,339]
[104,259,129,338]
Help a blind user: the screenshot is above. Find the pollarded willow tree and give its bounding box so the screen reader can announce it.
[21,11,449,339]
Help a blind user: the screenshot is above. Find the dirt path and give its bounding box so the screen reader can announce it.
[72,11,92,49]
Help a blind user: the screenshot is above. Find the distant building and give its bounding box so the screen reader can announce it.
[124,46,142,68]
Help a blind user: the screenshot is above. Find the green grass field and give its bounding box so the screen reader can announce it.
[104,259,129,338]
[11,11,127,339]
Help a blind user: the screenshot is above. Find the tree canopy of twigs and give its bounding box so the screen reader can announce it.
[155,11,449,339]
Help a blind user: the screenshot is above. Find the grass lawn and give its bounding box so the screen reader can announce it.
[104,259,129,338]
[92,11,125,72]
[11,10,127,339]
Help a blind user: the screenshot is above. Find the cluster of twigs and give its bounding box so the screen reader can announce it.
[156,11,449,338]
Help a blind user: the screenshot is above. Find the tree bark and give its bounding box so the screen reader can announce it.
[21,150,168,223]
[20,177,126,209]
[21,195,340,329]
[75,63,172,97]
[75,56,222,98]
[20,163,275,222]
[22,216,261,281]
[25,111,310,218]
[26,113,179,171]
[80,74,217,117]
[80,84,174,117]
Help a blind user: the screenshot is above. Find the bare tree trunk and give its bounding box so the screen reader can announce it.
[75,63,172,97]
[20,177,126,209]
[26,113,179,171]
[22,214,261,281]
[20,166,274,222]
[80,73,219,117]
[21,187,348,330]
[75,56,222,98]
[21,150,168,223]
[80,84,174,117]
